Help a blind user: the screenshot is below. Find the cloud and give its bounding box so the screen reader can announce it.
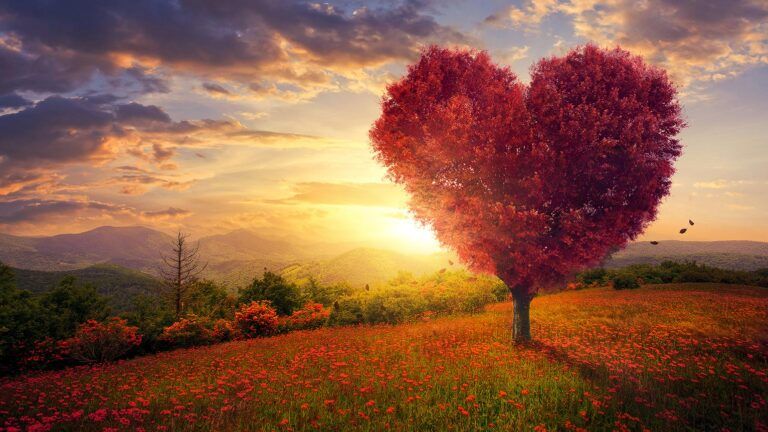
[693,179,756,189]
[0,96,118,165]
[0,92,31,109]
[114,171,195,195]
[141,207,191,220]
[0,170,56,196]
[0,198,130,224]
[272,182,408,207]
[202,82,231,96]
[115,103,172,125]
[0,95,331,171]
[0,197,190,231]
[485,0,768,89]
[0,0,470,99]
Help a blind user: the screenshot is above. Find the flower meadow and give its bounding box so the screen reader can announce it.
[1,283,767,431]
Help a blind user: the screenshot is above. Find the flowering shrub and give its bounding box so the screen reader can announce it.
[61,318,141,363]
[277,303,330,332]
[234,301,278,338]
[212,318,237,342]
[20,338,68,370]
[159,315,214,348]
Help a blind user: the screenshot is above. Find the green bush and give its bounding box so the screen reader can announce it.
[611,273,640,290]
[327,270,500,326]
[239,271,301,315]
[577,268,609,286]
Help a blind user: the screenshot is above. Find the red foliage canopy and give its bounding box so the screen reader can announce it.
[371,45,684,296]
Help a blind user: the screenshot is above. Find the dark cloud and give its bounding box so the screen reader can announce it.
[115,102,172,125]
[0,199,127,224]
[151,143,175,162]
[0,0,468,97]
[142,207,191,219]
[0,93,32,109]
[0,95,309,173]
[202,82,231,95]
[0,96,116,164]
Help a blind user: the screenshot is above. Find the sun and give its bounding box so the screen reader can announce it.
[385,214,442,254]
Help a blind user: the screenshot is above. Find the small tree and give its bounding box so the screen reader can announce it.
[159,232,207,318]
[239,270,300,315]
[39,276,110,340]
[187,280,236,319]
[371,45,684,342]
[0,262,46,370]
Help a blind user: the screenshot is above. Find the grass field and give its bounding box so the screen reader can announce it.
[2,283,767,431]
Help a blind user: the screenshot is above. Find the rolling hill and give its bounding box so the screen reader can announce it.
[0,226,174,272]
[606,240,768,270]
[280,247,457,287]
[10,263,163,312]
[2,227,768,289]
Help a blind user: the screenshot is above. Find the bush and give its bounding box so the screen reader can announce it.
[159,315,215,348]
[61,317,141,363]
[327,270,500,326]
[239,271,301,316]
[212,319,237,342]
[235,301,278,338]
[612,273,640,290]
[278,303,330,332]
[187,280,237,319]
[327,297,364,326]
[577,268,609,287]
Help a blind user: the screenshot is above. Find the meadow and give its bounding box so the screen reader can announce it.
[1,283,766,431]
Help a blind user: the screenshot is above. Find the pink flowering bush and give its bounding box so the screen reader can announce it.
[61,318,141,363]
[159,315,215,348]
[278,303,330,333]
[234,301,278,338]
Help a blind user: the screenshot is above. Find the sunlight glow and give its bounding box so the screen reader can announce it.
[385,214,442,254]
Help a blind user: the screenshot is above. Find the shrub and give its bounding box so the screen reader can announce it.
[239,271,301,315]
[327,270,500,326]
[20,338,69,370]
[278,303,330,332]
[577,268,608,287]
[612,273,640,290]
[327,297,364,326]
[159,315,215,348]
[234,301,278,338]
[61,318,141,363]
[212,319,237,342]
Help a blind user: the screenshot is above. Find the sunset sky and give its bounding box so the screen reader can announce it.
[0,0,766,253]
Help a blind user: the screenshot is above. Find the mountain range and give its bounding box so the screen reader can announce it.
[1,226,767,291]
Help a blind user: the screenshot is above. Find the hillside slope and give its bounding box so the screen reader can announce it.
[607,240,768,270]
[280,247,457,286]
[3,283,766,431]
[11,264,162,311]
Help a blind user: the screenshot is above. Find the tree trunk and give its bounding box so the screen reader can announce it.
[511,289,532,343]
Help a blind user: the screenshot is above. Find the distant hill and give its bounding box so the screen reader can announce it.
[2,226,768,289]
[281,247,456,287]
[0,226,174,272]
[11,263,163,312]
[606,241,768,271]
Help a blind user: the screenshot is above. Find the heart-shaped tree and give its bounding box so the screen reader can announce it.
[370,45,684,342]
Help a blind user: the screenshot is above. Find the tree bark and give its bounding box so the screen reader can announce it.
[511,289,532,343]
